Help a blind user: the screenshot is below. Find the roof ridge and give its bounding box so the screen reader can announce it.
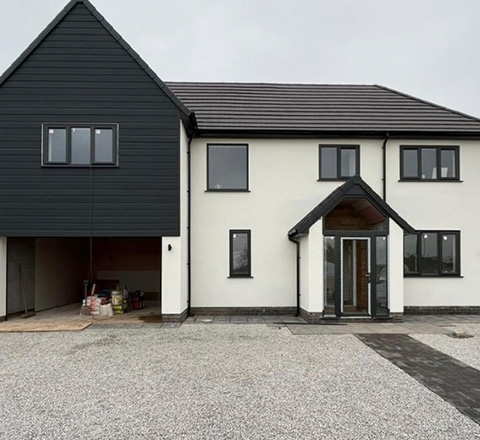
[166,81,376,87]
[374,84,480,125]
[0,0,193,121]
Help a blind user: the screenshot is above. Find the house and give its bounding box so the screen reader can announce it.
[1,0,480,323]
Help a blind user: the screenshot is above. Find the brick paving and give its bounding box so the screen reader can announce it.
[357,334,480,425]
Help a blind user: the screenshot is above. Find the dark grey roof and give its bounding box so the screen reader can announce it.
[166,82,480,136]
[0,0,193,124]
[289,176,415,237]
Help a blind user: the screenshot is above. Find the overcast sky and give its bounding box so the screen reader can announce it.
[0,0,479,117]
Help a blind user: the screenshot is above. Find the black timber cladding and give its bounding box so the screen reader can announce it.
[0,0,188,237]
[166,82,480,137]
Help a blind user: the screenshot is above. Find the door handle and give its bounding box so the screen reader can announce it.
[365,273,371,283]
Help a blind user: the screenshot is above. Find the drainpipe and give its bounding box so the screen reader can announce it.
[187,126,196,317]
[382,133,390,201]
[288,233,301,317]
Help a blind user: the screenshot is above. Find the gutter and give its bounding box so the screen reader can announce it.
[288,232,301,317]
[382,133,389,201]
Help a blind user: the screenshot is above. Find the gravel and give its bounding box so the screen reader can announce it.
[414,323,480,371]
[0,325,479,440]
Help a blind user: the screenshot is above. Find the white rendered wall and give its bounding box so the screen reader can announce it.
[306,219,324,313]
[190,138,383,308]
[299,235,309,311]
[386,139,480,307]
[160,122,189,315]
[0,237,6,318]
[389,220,404,313]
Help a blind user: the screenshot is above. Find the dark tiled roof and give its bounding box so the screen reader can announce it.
[288,176,415,237]
[166,82,480,135]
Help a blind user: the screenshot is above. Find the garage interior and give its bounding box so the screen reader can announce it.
[6,237,162,318]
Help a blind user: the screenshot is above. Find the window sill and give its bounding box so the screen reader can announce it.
[42,164,118,168]
[404,274,463,278]
[228,275,254,279]
[398,179,462,183]
[317,178,353,182]
[206,189,250,193]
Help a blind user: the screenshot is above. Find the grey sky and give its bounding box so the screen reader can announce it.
[1,0,479,117]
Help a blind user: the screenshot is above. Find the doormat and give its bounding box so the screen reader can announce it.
[0,321,92,332]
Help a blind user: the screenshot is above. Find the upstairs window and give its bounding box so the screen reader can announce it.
[319,145,359,180]
[207,144,248,191]
[404,231,460,276]
[43,124,118,167]
[400,146,459,181]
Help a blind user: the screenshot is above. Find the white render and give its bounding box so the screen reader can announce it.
[0,237,6,319]
[189,136,480,314]
[160,122,189,316]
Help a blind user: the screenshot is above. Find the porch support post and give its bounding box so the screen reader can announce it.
[306,219,324,317]
[161,237,188,322]
[389,219,404,319]
[0,237,6,321]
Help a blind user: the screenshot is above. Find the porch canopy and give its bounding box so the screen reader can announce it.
[288,176,415,238]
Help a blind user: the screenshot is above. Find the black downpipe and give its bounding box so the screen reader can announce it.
[186,128,195,317]
[382,133,389,201]
[288,234,301,317]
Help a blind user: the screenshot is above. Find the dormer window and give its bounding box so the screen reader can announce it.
[43,124,118,167]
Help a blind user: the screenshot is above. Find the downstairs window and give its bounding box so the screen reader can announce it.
[404,231,460,276]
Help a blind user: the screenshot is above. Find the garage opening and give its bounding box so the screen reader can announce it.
[7,237,162,317]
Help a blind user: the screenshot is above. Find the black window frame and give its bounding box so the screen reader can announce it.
[207,143,249,192]
[404,230,461,277]
[42,123,119,167]
[318,144,360,181]
[229,229,252,278]
[400,146,460,181]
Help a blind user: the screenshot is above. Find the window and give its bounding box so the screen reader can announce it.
[207,144,248,191]
[319,145,359,180]
[404,231,460,276]
[43,124,118,166]
[400,146,459,181]
[229,230,251,277]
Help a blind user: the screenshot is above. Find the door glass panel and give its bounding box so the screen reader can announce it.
[440,150,456,179]
[421,148,437,180]
[340,149,356,177]
[324,237,336,315]
[341,238,369,315]
[375,237,388,316]
[420,233,438,274]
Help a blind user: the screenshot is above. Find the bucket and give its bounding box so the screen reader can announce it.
[111,292,123,306]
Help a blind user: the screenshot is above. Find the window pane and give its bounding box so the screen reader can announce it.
[440,149,456,179]
[341,148,356,177]
[94,129,114,163]
[402,149,418,178]
[324,237,336,314]
[442,234,457,274]
[421,148,437,180]
[231,232,249,275]
[420,233,438,274]
[208,145,247,190]
[376,237,388,316]
[47,128,67,163]
[404,234,418,273]
[71,128,91,165]
[320,147,337,178]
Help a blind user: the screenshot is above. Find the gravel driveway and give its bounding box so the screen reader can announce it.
[0,325,479,439]
[414,324,480,371]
